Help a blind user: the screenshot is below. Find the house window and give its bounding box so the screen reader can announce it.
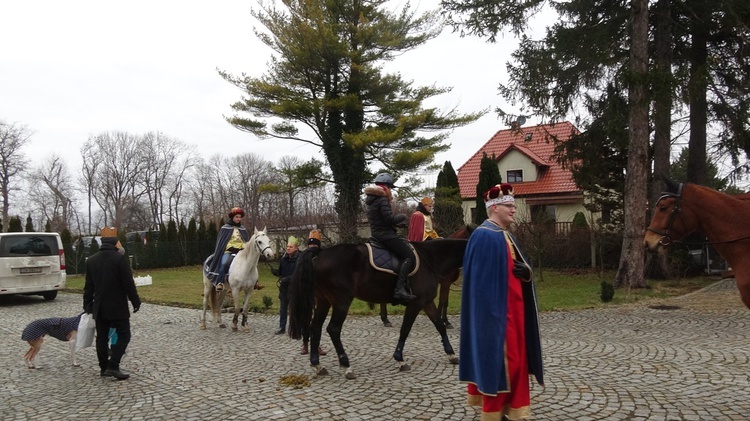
[530,205,556,223]
[507,170,523,183]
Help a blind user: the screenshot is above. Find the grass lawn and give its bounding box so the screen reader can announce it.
[64,264,719,316]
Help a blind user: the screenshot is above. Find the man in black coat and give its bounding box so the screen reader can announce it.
[271,236,300,334]
[83,227,141,380]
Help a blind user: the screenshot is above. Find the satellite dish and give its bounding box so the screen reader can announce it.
[516,115,527,126]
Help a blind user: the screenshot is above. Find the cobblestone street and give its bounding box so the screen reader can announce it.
[2,280,749,420]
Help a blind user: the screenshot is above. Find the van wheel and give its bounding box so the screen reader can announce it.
[42,291,58,301]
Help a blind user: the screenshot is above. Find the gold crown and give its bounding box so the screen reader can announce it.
[101,227,118,237]
[308,229,321,240]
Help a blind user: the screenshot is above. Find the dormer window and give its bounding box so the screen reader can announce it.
[507,170,523,183]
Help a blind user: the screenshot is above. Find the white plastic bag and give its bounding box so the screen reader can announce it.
[75,313,95,352]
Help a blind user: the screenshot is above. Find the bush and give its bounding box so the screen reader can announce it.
[600,281,615,302]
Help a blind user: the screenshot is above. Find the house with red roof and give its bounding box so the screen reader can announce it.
[457,121,588,229]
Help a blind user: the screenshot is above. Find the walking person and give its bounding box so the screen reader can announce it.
[299,229,327,356]
[207,207,250,291]
[459,184,544,420]
[83,227,141,380]
[272,236,300,334]
[364,173,416,304]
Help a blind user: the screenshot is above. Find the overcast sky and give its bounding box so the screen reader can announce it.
[0,0,548,186]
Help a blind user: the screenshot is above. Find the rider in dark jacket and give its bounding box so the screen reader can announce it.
[364,173,416,304]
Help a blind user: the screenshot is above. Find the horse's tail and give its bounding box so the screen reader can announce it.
[288,247,319,340]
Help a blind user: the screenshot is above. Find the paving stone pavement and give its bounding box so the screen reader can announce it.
[2,280,750,420]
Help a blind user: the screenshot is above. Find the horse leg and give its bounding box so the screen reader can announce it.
[231,286,240,332]
[422,300,458,365]
[439,277,453,329]
[200,279,211,330]
[216,290,227,329]
[380,303,392,327]
[392,303,424,372]
[325,302,355,379]
[241,288,252,333]
[309,302,331,376]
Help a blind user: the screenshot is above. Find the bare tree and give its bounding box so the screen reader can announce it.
[141,131,197,227]
[81,131,148,231]
[80,142,101,234]
[29,154,76,232]
[229,153,275,230]
[0,120,32,232]
[186,153,274,229]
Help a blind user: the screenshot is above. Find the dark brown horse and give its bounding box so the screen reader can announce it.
[288,238,468,379]
[644,179,750,309]
[378,226,472,328]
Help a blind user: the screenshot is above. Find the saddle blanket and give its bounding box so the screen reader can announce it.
[364,243,419,276]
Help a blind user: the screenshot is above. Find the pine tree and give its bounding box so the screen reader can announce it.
[433,161,466,235]
[221,0,482,241]
[8,216,23,232]
[473,153,502,225]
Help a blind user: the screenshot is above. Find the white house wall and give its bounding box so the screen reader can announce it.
[501,150,540,181]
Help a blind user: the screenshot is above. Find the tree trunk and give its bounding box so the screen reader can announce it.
[646,0,673,279]
[614,0,649,289]
[686,0,709,185]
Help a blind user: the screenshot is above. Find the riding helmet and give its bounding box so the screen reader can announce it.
[373,173,395,188]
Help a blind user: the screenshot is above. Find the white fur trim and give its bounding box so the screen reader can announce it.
[485,195,515,208]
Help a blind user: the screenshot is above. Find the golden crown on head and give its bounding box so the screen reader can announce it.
[308,229,322,247]
[484,183,515,208]
[101,227,118,238]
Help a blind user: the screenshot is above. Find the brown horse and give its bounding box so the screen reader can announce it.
[378,226,472,328]
[643,179,750,309]
[288,238,468,379]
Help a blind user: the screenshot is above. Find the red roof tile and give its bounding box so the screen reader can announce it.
[457,122,582,198]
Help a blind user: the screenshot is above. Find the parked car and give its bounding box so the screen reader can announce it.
[72,235,102,258]
[0,232,66,300]
[125,230,159,248]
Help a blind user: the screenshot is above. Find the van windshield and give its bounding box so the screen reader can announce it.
[0,236,58,257]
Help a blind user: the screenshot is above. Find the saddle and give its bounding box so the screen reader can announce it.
[364,239,419,276]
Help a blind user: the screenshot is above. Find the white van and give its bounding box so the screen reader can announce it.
[0,232,66,300]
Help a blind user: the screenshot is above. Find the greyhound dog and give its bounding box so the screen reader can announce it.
[22,313,83,369]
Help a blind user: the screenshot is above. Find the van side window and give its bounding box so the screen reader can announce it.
[1,236,56,257]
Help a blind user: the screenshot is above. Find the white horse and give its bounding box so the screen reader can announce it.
[200,227,275,332]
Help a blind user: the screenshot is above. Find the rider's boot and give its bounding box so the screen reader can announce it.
[393,258,416,304]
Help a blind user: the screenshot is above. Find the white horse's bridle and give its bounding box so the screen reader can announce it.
[253,233,272,258]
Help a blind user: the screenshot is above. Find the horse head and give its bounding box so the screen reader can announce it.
[251,227,275,260]
[644,181,699,253]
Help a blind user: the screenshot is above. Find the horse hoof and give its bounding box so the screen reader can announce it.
[383,321,393,327]
[444,322,454,329]
[219,323,226,329]
[449,355,459,365]
[345,370,357,380]
[232,326,238,332]
[242,327,250,334]
[199,324,206,330]
[399,364,411,372]
[314,366,329,377]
